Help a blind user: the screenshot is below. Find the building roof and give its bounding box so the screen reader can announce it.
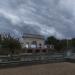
[22,33,44,40]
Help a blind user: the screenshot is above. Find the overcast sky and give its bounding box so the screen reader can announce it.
[0,0,75,39]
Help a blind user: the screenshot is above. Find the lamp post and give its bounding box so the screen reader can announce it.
[66,37,72,57]
[66,37,71,49]
[67,39,68,49]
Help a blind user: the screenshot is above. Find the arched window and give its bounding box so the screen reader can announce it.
[31,41,37,48]
[39,43,42,48]
[25,42,29,48]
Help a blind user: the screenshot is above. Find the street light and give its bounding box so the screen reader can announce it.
[66,37,71,49]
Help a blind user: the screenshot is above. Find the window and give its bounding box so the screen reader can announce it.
[32,41,37,44]
[31,41,37,48]
[27,50,32,53]
[35,50,40,53]
[25,42,29,48]
[39,43,42,48]
[42,50,46,53]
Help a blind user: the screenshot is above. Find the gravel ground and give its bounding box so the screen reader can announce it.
[0,62,75,75]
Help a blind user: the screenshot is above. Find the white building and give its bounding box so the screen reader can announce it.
[20,34,45,49]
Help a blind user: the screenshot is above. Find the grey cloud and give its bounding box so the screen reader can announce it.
[0,0,75,39]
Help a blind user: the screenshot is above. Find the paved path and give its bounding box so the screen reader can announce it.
[0,62,75,75]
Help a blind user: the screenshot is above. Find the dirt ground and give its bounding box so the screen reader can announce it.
[0,62,75,75]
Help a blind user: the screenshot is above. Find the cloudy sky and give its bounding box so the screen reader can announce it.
[0,0,75,39]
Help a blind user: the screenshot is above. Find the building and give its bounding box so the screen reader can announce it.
[45,44,54,49]
[20,33,45,49]
[19,33,55,54]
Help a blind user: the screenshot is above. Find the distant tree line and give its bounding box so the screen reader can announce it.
[45,36,75,51]
[0,32,75,54]
[0,33,21,55]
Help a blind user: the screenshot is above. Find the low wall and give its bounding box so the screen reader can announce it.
[0,53,65,67]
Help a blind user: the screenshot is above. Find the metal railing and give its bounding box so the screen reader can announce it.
[0,53,65,65]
